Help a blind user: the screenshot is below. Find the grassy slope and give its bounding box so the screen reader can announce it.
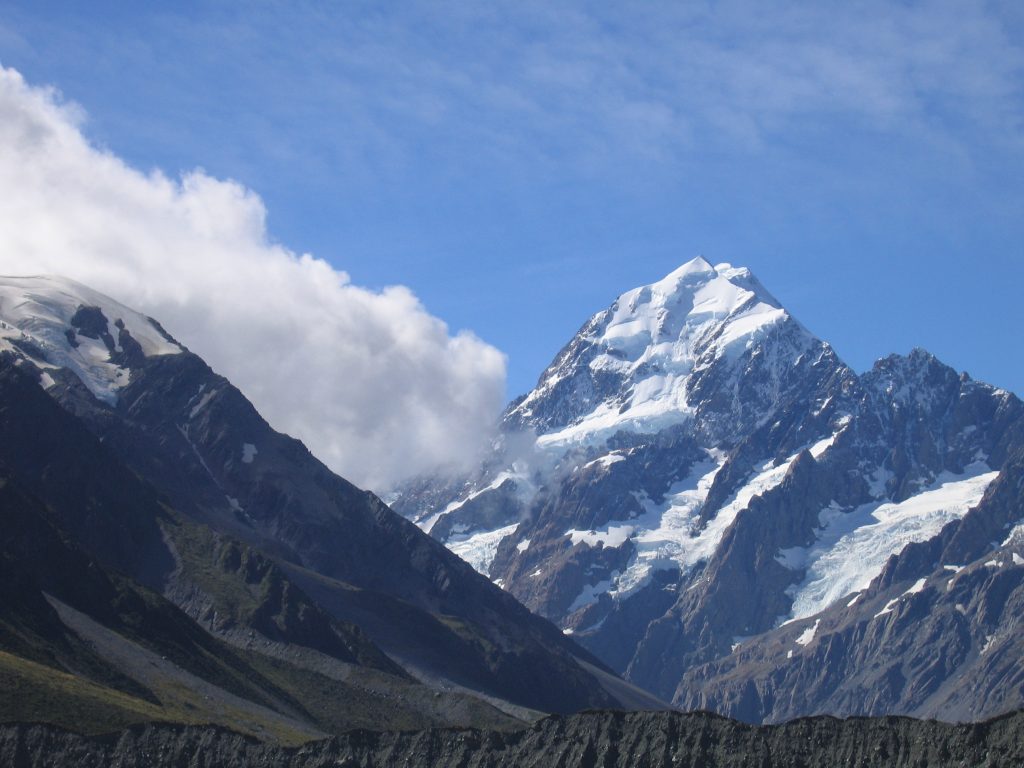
[0,647,326,746]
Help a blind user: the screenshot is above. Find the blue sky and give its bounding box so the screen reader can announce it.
[2,0,1022,400]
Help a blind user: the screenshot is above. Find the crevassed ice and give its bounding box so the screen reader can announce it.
[446,523,519,576]
[783,463,998,622]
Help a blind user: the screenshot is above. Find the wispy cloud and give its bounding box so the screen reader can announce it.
[7,1,1020,183]
[191,0,1023,167]
[0,66,507,492]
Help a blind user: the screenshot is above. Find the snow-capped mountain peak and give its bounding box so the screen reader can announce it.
[393,256,1024,720]
[506,258,820,449]
[0,275,182,403]
[596,257,785,363]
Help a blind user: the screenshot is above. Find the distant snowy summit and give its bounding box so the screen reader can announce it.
[507,256,823,445]
[393,257,1024,723]
[0,275,182,403]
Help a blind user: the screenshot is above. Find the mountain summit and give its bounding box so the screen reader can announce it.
[0,275,183,402]
[394,259,1024,722]
[506,257,832,447]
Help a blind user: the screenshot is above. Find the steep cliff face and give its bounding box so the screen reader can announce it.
[393,259,1024,718]
[3,710,1023,768]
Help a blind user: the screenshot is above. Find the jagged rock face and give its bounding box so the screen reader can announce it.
[0,275,624,720]
[393,258,1024,718]
[3,710,1023,768]
[674,452,1024,723]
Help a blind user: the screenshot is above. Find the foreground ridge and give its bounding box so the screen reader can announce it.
[2,709,1022,767]
[0,272,625,733]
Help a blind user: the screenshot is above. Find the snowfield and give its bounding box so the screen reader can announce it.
[0,275,181,403]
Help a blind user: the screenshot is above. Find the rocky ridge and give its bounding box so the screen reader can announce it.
[2,709,1022,767]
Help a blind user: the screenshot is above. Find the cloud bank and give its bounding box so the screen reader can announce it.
[0,66,506,491]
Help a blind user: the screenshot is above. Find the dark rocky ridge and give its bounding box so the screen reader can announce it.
[0,277,637,742]
[0,279,626,716]
[2,709,1023,767]
[0,433,522,739]
[54,344,619,714]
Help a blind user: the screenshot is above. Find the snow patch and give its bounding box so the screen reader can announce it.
[874,597,900,619]
[795,619,820,646]
[567,525,635,549]
[1002,523,1024,547]
[516,538,531,553]
[605,458,723,599]
[582,452,627,470]
[241,443,258,464]
[423,470,529,534]
[447,471,519,513]
[189,390,215,419]
[873,579,927,619]
[536,397,692,452]
[905,577,928,595]
[567,446,807,603]
[867,468,893,498]
[568,577,615,613]
[776,541,813,570]
[808,418,850,460]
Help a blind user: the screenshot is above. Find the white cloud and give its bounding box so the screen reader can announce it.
[0,66,506,492]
